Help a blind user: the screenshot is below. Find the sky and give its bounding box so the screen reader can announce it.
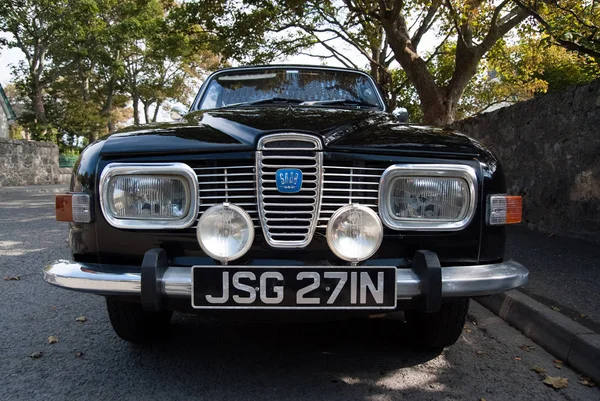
[0,34,23,85]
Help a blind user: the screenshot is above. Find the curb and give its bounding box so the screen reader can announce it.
[0,185,68,195]
[477,290,600,383]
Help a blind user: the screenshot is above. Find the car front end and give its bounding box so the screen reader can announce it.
[44,65,528,346]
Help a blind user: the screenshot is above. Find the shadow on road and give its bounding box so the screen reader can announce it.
[121,315,444,399]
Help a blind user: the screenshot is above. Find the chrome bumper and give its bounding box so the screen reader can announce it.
[43,260,528,299]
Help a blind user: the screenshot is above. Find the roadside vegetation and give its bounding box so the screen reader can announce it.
[0,0,598,147]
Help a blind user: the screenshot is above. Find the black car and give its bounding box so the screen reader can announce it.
[45,65,528,347]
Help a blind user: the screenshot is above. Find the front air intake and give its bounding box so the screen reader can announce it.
[256,133,323,248]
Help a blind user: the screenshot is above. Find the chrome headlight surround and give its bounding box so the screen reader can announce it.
[99,163,198,229]
[378,164,477,231]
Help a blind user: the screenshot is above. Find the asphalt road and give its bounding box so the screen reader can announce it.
[1,189,599,401]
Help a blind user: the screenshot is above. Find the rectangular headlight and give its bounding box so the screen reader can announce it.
[108,176,188,219]
[100,163,198,229]
[379,164,477,231]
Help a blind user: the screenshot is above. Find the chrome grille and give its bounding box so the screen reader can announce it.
[194,165,258,227]
[318,166,385,228]
[257,134,323,248]
[192,162,386,239]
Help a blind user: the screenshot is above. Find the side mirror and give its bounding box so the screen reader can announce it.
[392,107,409,123]
[170,105,188,121]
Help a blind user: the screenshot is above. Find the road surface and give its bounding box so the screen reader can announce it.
[1,189,598,400]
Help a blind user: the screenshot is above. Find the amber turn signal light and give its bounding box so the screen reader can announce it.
[56,194,73,222]
[55,193,91,223]
[504,196,523,224]
[488,195,522,225]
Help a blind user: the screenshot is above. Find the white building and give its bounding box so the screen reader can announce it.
[0,84,16,138]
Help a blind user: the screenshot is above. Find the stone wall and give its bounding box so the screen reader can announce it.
[453,79,600,242]
[0,138,61,186]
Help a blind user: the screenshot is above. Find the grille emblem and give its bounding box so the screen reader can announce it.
[257,133,323,248]
[275,168,303,193]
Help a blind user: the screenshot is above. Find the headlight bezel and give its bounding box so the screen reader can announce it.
[378,164,477,231]
[99,163,198,230]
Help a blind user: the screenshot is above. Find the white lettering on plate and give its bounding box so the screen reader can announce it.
[232,272,257,304]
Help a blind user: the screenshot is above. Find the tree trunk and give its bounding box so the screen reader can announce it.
[30,79,47,124]
[132,95,140,125]
[142,101,151,124]
[25,43,48,124]
[152,101,162,122]
[30,57,47,124]
[79,60,91,102]
[382,18,450,125]
[101,75,117,133]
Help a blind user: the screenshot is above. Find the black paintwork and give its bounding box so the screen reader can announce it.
[100,108,480,158]
[69,93,506,270]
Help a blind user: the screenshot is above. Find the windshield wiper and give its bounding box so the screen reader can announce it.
[225,97,304,107]
[300,99,380,108]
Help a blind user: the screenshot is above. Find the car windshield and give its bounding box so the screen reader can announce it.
[196,68,384,110]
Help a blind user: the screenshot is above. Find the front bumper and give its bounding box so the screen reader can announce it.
[44,257,528,303]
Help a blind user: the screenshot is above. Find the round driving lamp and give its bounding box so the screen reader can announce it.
[326,204,384,263]
[196,203,254,263]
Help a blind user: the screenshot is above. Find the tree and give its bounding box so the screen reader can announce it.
[122,2,222,124]
[1,0,222,143]
[325,0,531,124]
[386,30,599,122]
[0,0,68,124]
[515,0,600,62]
[184,0,533,124]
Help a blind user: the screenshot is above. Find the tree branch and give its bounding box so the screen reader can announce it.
[513,0,600,60]
[411,2,440,50]
[425,31,452,63]
[479,3,529,54]
[444,0,467,46]
[554,2,596,30]
[309,34,359,68]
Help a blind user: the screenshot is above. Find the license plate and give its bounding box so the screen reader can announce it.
[191,267,397,310]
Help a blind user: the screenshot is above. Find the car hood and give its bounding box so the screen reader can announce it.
[100,107,480,157]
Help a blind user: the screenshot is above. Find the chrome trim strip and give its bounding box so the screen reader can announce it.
[99,163,198,230]
[44,260,528,299]
[378,164,478,231]
[256,133,323,248]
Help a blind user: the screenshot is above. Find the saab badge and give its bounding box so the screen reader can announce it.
[275,168,303,193]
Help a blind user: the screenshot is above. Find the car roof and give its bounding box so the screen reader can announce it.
[215,64,367,74]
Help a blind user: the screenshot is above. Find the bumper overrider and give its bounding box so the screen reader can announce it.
[44,249,528,312]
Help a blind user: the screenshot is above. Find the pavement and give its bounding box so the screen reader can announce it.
[506,225,600,333]
[0,184,68,195]
[1,187,600,400]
